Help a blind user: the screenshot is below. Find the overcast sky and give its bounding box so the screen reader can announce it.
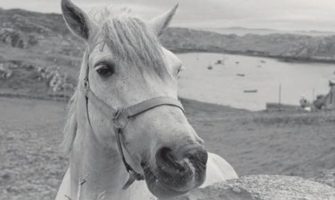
[2,0,335,31]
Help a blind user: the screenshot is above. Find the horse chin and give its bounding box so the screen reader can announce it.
[142,161,206,199]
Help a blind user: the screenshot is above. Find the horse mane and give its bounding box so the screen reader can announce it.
[60,90,78,154]
[60,50,89,154]
[61,7,169,154]
[93,7,168,78]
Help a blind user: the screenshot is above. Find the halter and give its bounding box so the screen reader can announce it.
[82,45,184,190]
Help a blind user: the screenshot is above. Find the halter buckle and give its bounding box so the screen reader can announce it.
[83,78,89,88]
[113,109,128,129]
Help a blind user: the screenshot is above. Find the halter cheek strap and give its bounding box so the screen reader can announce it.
[82,48,184,190]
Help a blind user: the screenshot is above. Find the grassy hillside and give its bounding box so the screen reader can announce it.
[182,99,335,177]
[2,8,335,101]
[161,28,335,62]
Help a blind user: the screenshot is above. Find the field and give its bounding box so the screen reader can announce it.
[1,96,334,200]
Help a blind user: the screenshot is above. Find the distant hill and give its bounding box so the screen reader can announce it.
[161,27,335,63]
[2,8,335,99]
[198,27,335,37]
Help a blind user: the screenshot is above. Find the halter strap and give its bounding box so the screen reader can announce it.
[84,83,184,129]
[125,97,184,118]
[82,48,184,189]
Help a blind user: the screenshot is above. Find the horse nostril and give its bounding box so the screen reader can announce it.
[156,146,187,172]
[156,147,175,163]
[156,145,208,170]
[155,145,208,189]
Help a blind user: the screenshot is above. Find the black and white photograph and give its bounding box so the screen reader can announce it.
[1,0,335,199]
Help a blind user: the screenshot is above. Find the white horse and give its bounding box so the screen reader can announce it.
[56,1,237,199]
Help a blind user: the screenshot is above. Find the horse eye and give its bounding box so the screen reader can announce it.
[95,63,115,78]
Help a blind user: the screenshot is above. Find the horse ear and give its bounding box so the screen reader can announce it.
[61,0,95,40]
[149,3,179,36]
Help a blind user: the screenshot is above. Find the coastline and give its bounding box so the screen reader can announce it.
[173,48,335,64]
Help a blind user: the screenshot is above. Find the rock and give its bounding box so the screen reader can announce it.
[312,169,335,188]
[0,63,13,79]
[173,175,335,200]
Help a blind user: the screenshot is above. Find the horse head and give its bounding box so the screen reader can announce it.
[61,0,208,198]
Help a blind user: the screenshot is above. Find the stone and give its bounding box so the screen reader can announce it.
[172,175,335,200]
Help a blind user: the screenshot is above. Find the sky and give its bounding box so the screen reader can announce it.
[2,0,335,32]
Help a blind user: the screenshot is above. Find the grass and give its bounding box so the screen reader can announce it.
[1,97,334,199]
[182,99,335,177]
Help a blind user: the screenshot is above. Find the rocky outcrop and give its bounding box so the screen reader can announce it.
[0,28,37,48]
[36,66,75,93]
[0,63,13,79]
[0,61,75,98]
[173,175,335,200]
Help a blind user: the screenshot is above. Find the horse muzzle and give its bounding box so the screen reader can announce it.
[143,144,208,198]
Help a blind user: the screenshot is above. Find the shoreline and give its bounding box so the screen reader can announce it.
[173,48,335,64]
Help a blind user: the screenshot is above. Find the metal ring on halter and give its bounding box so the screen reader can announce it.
[112,109,129,130]
[83,78,89,96]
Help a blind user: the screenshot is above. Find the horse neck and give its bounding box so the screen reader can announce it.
[69,106,131,200]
